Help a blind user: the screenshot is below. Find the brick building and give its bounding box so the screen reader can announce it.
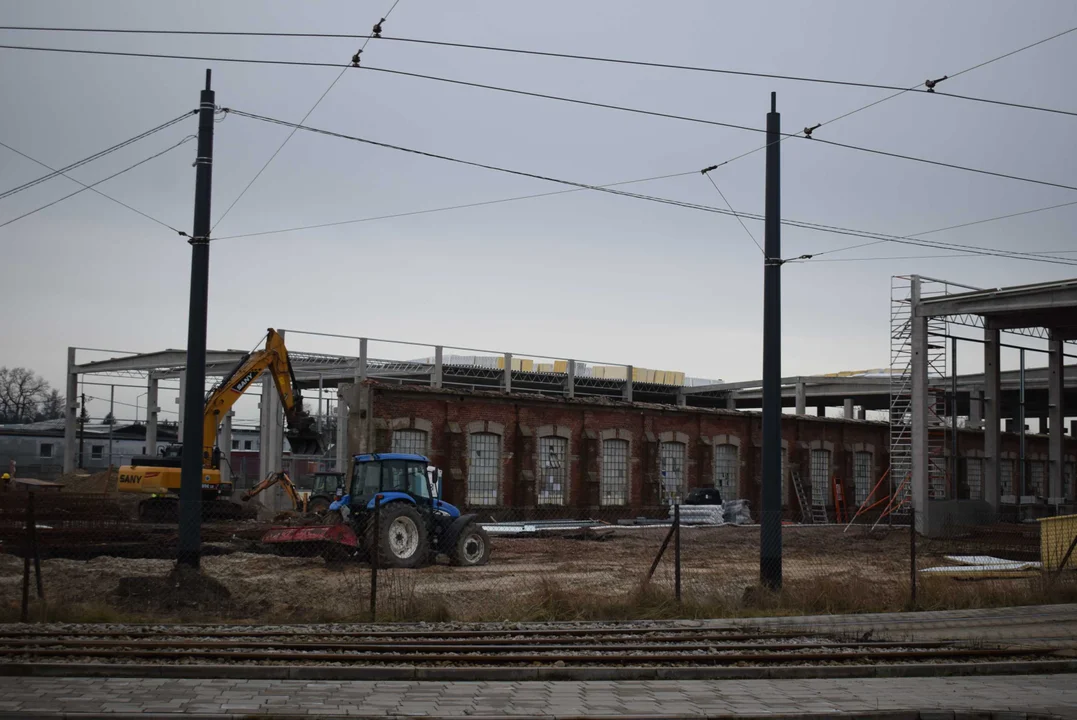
[343,382,1077,518]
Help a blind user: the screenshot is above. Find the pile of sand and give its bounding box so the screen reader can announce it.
[56,470,117,494]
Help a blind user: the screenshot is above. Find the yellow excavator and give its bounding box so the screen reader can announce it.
[118,329,323,522]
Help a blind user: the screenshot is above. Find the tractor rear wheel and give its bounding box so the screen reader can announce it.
[365,503,428,569]
[450,523,491,567]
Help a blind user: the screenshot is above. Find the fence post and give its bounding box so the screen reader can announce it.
[20,494,30,623]
[28,492,42,600]
[674,503,682,602]
[370,494,380,622]
[909,507,917,607]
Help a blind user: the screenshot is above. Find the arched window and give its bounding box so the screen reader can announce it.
[659,441,686,503]
[601,439,629,506]
[391,429,427,456]
[713,444,738,499]
[468,432,500,506]
[537,436,568,505]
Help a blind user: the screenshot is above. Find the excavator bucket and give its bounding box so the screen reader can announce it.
[285,412,323,456]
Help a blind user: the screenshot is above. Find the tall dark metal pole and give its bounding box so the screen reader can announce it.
[1019,348,1026,500]
[951,337,958,499]
[760,92,782,590]
[177,69,215,569]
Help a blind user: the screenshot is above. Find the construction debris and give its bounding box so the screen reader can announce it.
[922,555,1043,579]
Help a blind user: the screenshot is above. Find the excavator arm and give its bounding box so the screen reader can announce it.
[242,471,306,512]
[201,328,322,468]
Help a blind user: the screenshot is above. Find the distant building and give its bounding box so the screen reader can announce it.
[0,419,178,478]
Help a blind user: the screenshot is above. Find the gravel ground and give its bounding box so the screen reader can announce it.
[0,524,960,623]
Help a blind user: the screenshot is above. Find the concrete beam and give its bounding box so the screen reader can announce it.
[917,279,1077,319]
[911,277,929,533]
[335,390,349,474]
[984,322,1001,510]
[432,346,443,389]
[62,347,78,474]
[220,411,233,481]
[145,375,159,454]
[1049,332,1065,500]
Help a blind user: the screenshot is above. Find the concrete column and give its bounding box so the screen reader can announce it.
[316,375,324,433]
[220,410,233,480]
[176,370,187,438]
[432,346,443,388]
[676,389,687,407]
[795,381,806,416]
[62,347,78,473]
[843,398,854,419]
[1040,416,1050,435]
[503,353,512,393]
[566,360,575,398]
[816,404,826,418]
[259,375,283,477]
[983,321,1001,509]
[910,277,929,533]
[335,390,349,473]
[857,406,866,420]
[1048,332,1065,501]
[145,374,159,454]
[725,392,736,410]
[358,338,368,381]
[1071,419,1077,439]
[623,365,633,402]
[968,389,984,429]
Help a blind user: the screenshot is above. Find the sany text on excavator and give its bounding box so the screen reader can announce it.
[118,329,323,522]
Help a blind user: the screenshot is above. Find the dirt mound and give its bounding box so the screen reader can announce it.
[113,566,234,613]
[57,470,117,494]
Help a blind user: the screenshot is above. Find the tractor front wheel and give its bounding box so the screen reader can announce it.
[450,523,491,567]
[366,503,428,568]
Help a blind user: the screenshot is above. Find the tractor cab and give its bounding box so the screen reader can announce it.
[349,453,453,514]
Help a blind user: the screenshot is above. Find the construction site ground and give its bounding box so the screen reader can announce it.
[0,520,1060,623]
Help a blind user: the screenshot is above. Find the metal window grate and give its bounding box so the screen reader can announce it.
[1001,459,1014,496]
[537,436,568,505]
[467,432,500,506]
[966,457,983,500]
[601,439,629,506]
[810,449,831,507]
[1030,461,1046,497]
[713,444,738,499]
[853,451,872,505]
[659,441,686,504]
[391,429,427,456]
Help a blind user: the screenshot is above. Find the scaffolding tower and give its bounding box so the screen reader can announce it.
[890,276,951,516]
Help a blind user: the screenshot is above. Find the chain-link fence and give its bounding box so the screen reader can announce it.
[3,477,1075,624]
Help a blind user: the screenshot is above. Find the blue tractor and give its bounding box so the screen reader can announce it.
[262,453,490,568]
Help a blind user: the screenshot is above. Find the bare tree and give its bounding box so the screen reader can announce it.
[0,367,51,423]
[37,388,65,421]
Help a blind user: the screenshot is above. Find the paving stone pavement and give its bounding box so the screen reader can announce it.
[0,674,1075,717]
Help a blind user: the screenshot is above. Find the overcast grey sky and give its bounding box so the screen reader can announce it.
[2,0,1076,422]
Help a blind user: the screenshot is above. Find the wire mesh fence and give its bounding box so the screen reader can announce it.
[2,479,1075,624]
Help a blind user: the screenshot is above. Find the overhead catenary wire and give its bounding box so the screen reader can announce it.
[0,137,193,234]
[701,170,763,255]
[699,24,1077,175]
[209,0,402,232]
[0,111,196,202]
[211,170,698,241]
[220,108,1077,267]
[1,27,1075,119]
